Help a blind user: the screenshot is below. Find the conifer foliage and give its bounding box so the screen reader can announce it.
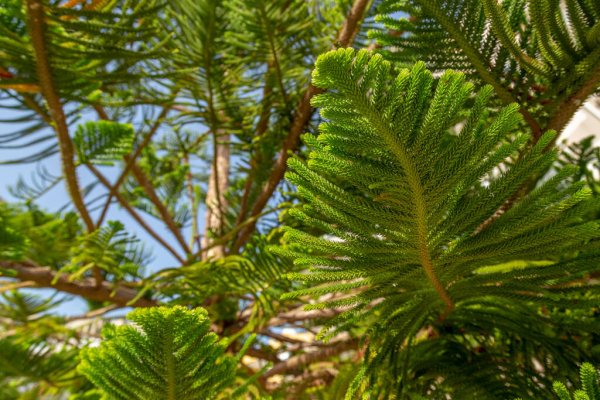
[0,0,599,398]
[373,0,600,137]
[79,306,241,400]
[552,363,600,400]
[282,48,600,398]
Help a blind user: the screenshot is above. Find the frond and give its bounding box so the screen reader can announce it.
[64,220,149,281]
[282,48,600,398]
[553,363,600,400]
[0,290,63,322]
[372,0,600,134]
[0,215,26,261]
[8,163,63,203]
[73,121,134,165]
[78,306,240,400]
[0,202,80,267]
[0,336,78,389]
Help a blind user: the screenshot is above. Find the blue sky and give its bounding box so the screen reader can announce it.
[0,108,185,316]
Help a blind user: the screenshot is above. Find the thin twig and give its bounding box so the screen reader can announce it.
[87,164,186,264]
[233,0,372,251]
[183,152,200,251]
[95,105,171,227]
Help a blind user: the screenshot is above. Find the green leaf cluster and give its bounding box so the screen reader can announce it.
[78,306,241,400]
[74,121,134,166]
[372,0,600,134]
[281,48,600,398]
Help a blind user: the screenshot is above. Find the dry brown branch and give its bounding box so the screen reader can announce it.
[0,260,156,307]
[26,0,94,233]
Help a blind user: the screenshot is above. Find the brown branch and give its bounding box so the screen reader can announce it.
[547,63,600,135]
[235,67,274,229]
[26,0,94,232]
[130,163,191,255]
[233,0,372,251]
[184,152,201,251]
[95,106,171,227]
[67,304,121,320]
[87,165,186,264]
[0,260,156,307]
[0,83,41,93]
[263,339,358,378]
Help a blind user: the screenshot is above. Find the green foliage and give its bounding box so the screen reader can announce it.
[281,48,600,398]
[160,235,294,327]
[0,0,169,163]
[9,164,63,203]
[0,0,25,37]
[372,0,600,132]
[0,216,26,260]
[553,363,600,400]
[0,290,63,324]
[74,121,134,165]
[1,0,599,398]
[0,335,79,398]
[78,306,240,400]
[558,136,600,196]
[0,202,79,266]
[60,221,148,282]
[0,0,169,100]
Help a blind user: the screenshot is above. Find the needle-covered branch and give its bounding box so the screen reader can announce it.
[0,260,157,307]
[233,0,372,251]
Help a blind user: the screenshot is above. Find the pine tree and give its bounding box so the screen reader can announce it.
[0,0,599,398]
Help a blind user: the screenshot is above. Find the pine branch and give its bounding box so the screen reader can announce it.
[258,2,289,106]
[0,260,156,307]
[95,105,171,227]
[79,306,241,400]
[548,61,600,134]
[87,164,186,264]
[233,0,372,251]
[415,1,543,139]
[235,66,274,228]
[130,163,191,256]
[25,0,94,232]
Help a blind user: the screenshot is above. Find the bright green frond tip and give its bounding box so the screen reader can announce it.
[553,363,600,400]
[282,48,600,396]
[78,306,237,400]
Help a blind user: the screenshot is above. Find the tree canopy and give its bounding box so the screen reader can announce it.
[0,0,599,398]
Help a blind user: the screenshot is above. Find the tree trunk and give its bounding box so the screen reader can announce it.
[201,132,230,260]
